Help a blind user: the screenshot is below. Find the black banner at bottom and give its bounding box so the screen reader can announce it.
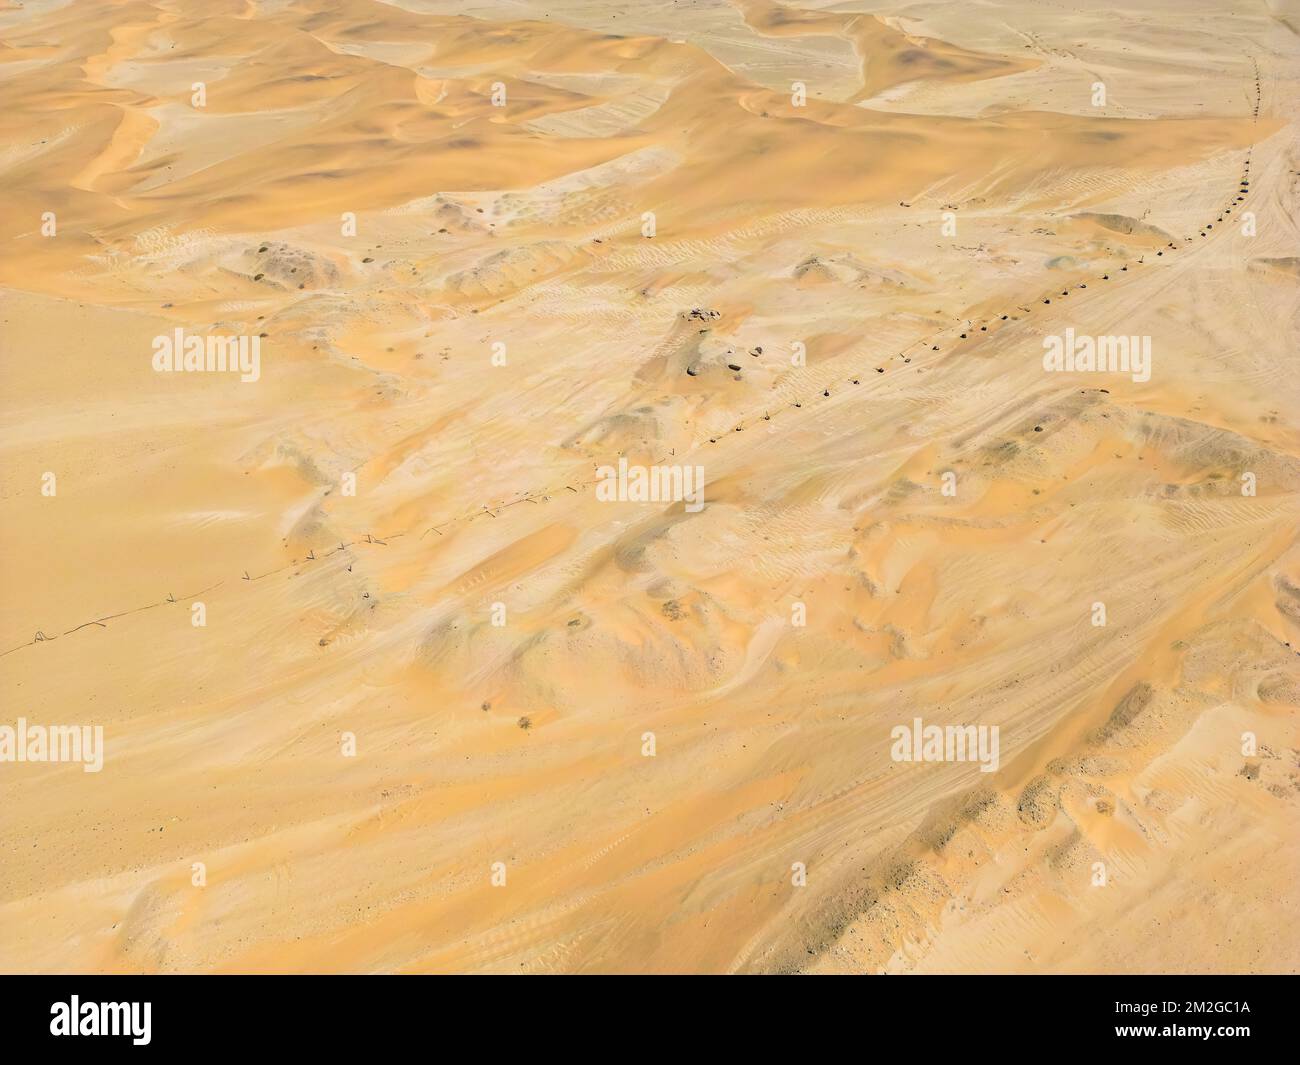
[0,974,1292,1052]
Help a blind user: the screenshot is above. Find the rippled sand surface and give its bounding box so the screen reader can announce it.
[1,0,1297,973]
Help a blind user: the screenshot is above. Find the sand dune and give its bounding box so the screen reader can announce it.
[1,0,1297,974]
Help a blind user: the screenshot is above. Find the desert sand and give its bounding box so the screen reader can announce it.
[1,0,1298,974]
